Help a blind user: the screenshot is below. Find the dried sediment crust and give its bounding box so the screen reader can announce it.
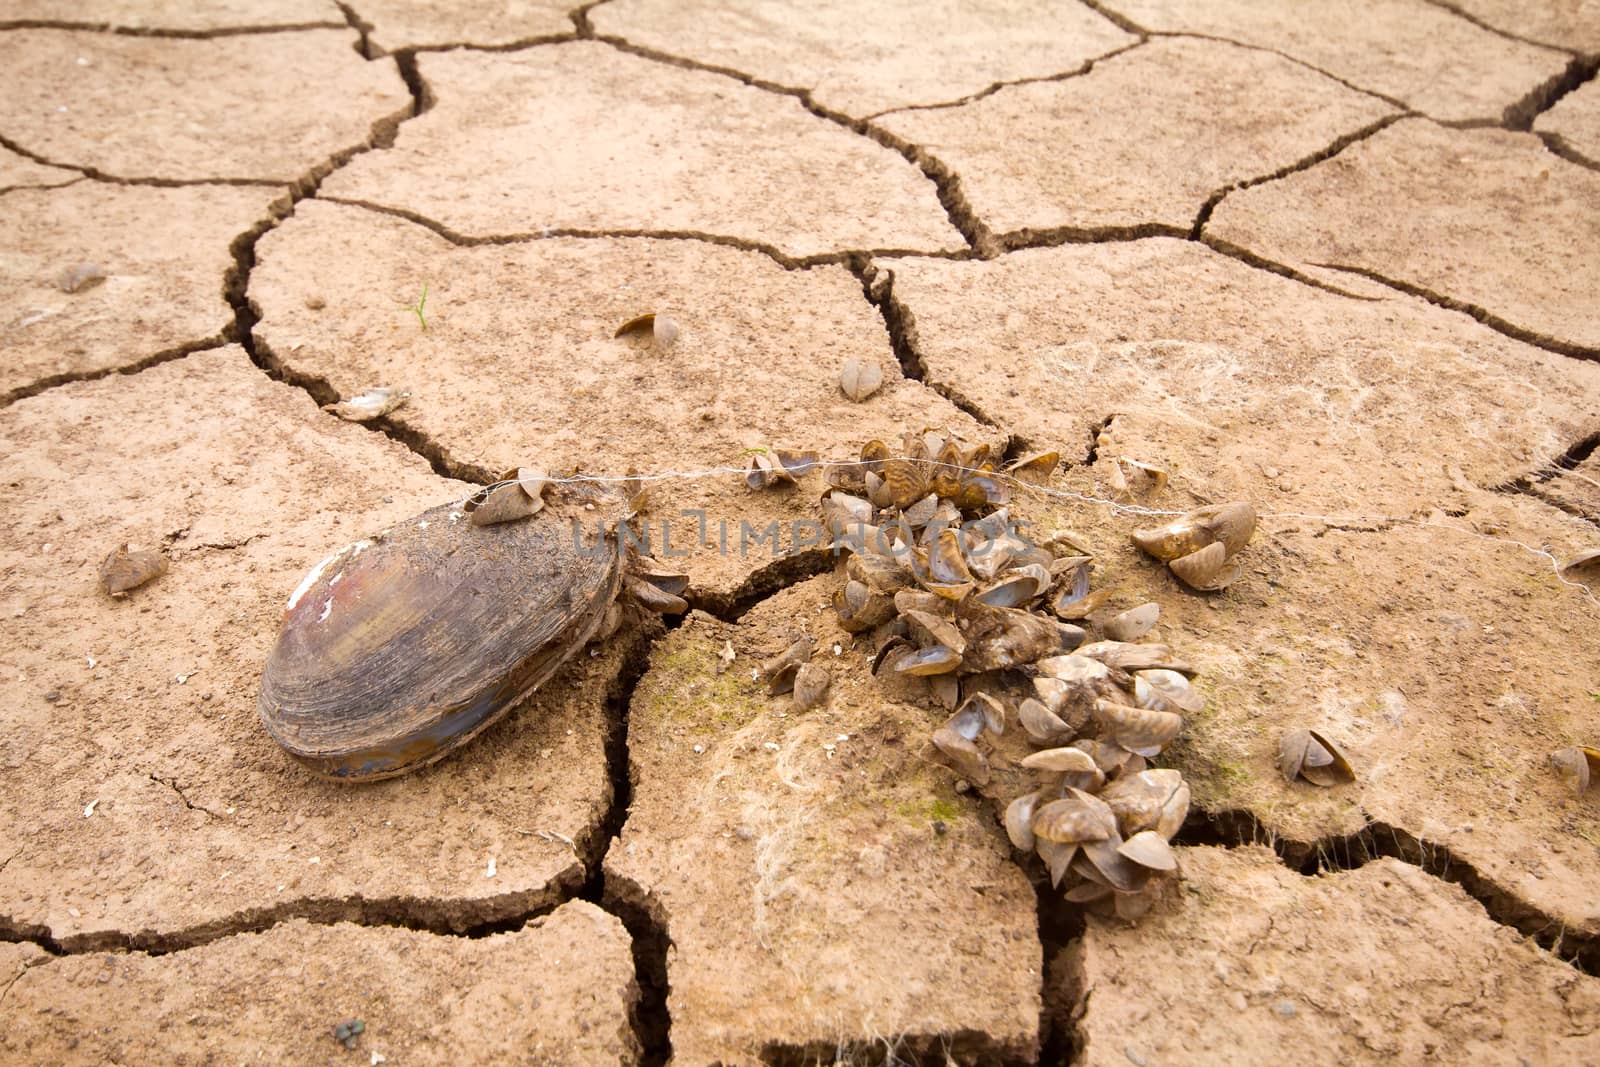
[318,41,964,257]
[0,349,619,947]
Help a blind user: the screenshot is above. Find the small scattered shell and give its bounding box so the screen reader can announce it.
[1003,452,1059,484]
[760,637,814,694]
[894,644,962,676]
[1279,728,1356,787]
[325,386,409,423]
[931,726,989,785]
[1132,502,1257,563]
[774,449,819,479]
[467,478,543,526]
[57,262,108,293]
[1033,793,1115,844]
[614,311,679,347]
[1133,502,1255,590]
[1019,697,1072,744]
[1005,790,1043,851]
[958,691,1006,736]
[745,451,796,490]
[1104,602,1159,642]
[1550,746,1599,794]
[99,543,167,597]
[1118,830,1178,871]
[839,358,884,402]
[792,663,831,710]
[1021,746,1100,773]
[1092,699,1183,757]
[1133,669,1204,714]
[1168,542,1230,590]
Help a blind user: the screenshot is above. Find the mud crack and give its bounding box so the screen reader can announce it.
[0,129,308,190]
[575,619,674,1066]
[0,18,346,38]
[1077,0,1148,37]
[1035,873,1089,1067]
[863,40,1146,121]
[0,337,232,409]
[1191,111,1410,238]
[1500,53,1599,130]
[688,549,836,621]
[1420,0,1594,57]
[148,773,224,819]
[1175,808,1599,975]
[1309,261,1600,361]
[588,34,996,255]
[852,261,1005,429]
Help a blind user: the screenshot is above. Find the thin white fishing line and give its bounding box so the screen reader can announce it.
[459,454,1598,605]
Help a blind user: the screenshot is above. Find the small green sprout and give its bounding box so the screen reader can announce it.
[399,282,429,331]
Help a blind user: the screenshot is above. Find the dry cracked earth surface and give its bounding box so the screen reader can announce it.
[1,2,1597,1065]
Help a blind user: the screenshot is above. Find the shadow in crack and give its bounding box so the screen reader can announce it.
[1174,807,1598,974]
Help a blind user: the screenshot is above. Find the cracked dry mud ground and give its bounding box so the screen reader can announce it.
[1,1,1598,1064]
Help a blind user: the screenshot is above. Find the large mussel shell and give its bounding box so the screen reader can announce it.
[259,499,621,781]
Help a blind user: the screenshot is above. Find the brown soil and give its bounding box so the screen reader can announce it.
[2,3,1598,1064]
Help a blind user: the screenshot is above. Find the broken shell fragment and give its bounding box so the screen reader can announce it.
[791,663,831,710]
[1104,602,1159,642]
[325,386,410,423]
[259,493,625,781]
[98,543,167,597]
[1550,746,1599,795]
[1279,728,1357,787]
[839,358,884,402]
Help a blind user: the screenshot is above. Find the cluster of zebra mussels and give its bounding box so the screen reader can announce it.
[818,433,1251,920]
